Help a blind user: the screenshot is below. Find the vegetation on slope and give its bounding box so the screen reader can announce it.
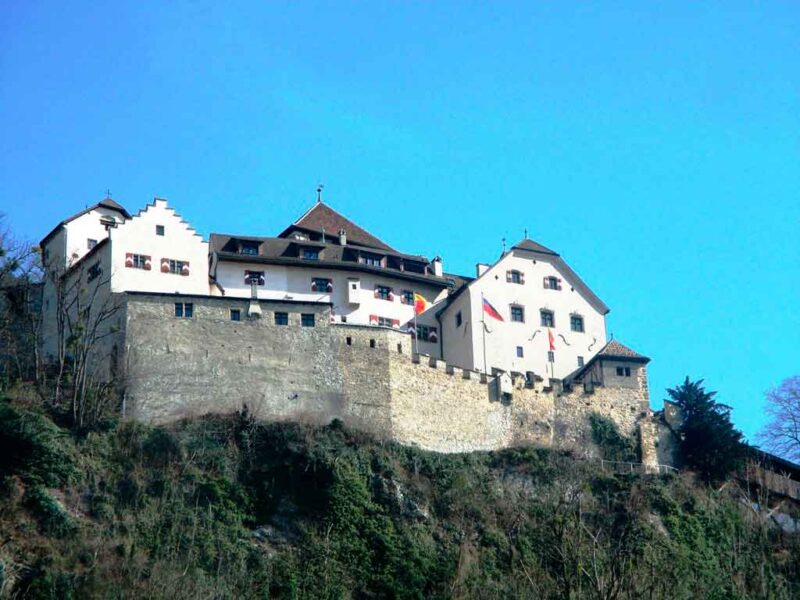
[0,395,799,599]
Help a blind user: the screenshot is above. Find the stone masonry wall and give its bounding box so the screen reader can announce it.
[123,293,659,460]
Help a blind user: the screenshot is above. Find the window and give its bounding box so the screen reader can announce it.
[455,311,462,327]
[375,285,392,301]
[126,253,150,269]
[301,313,315,327]
[302,248,319,260]
[540,310,555,327]
[616,366,632,377]
[87,238,98,250]
[360,253,382,267]
[370,339,376,348]
[87,262,102,282]
[311,278,332,293]
[377,316,398,328]
[244,270,265,286]
[401,290,414,305]
[346,336,352,346]
[169,259,187,275]
[230,309,241,321]
[507,270,523,284]
[156,225,165,236]
[516,346,524,358]
[240,241,259,255]
[577,356,585,367]
[510,305,525,323]
[415,325,438,342]
[174,302,193,318]
[570,315,584,333]
[544,276,561,290]
[274,312,288,326]
[547,351,555,362]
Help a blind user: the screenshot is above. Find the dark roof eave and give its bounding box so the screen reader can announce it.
[215,252,450,287]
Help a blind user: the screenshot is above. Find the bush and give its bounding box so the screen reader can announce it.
[590,413,638,462]
[25,486,76,538]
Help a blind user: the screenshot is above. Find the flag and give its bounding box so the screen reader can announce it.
[413,293,429,315]
[482,297,504,321]
[548,328,555,351]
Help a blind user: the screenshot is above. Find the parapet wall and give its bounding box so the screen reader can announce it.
[123,293,658,459]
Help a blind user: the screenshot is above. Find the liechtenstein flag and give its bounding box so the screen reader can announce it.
[482,297,504,321]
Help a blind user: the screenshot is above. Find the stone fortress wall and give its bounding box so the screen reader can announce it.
[122,293,667,462]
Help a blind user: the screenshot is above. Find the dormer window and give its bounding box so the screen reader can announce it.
[359,253,382,267]
[240,241,259,255]
[302,248,320,260]
[244,270,265,286]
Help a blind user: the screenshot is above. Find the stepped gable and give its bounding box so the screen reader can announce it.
[39,196,131,247]
[279,201,397,252]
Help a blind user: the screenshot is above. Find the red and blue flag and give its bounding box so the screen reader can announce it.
[482,297,504,321]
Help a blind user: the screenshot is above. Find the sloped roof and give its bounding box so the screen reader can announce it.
[279,201,396,252]
[39,197,131,247]
[513,238,558,256]
[596,339,649,361]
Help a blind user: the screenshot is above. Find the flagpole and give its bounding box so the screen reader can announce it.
[413,309,418,356]
[481,292,488,375]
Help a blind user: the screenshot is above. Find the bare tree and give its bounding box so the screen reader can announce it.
[758,376,800,462]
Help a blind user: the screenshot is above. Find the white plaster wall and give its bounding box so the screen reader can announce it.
[444,249,607,379]
[62,207,124,267]
[214,260,446,330]
[439,288,475,369]
[108,199,209,295]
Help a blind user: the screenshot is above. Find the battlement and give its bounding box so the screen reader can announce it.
[120,292,662,459]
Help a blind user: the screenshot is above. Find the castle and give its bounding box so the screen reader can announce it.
[38,195,673,465]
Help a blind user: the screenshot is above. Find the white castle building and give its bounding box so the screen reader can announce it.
[39,195,646,386]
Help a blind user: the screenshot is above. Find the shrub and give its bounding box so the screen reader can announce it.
[590,413,638,462]
[25,486,76,538]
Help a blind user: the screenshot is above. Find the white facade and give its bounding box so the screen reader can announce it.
[212,259,448,331]
[108,199,209,295]
[439,245,608,380]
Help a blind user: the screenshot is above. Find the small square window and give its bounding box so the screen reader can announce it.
[540,310,555,328]
[547,351,555,362]
[346,336,352,346]
[510,306,525,323]
[156,225,165,236]
[455,311,462,327]
[577,356,585,367]
[301,313,315,327]
[401,290,414,305]
[570,315,584,333]
[175,303,183,318]
[302,248,319,260]
[87,238,98,250]
[370,339,376,348]
[516,346,524,358]
[230,309,241,321]
[184,303,193,318]
[544,276,560,290]
[616,366,631,377]
[375,285,392,300]
[274,312,289,326]
[87,262,102,282]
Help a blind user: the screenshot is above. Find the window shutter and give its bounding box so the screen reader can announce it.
[311,279,318,292]
[391,319,400,328]
[144,255,152,271]
[125,253,133,268]
[557,278,562,290]
[506,271,512,282]
[326,280,333,293]
[543,276,548,289]
[181,262,190,276]
[369,314,378,325]
[519,272,525,284]
[374,288,379,299]
[161,259,170,273]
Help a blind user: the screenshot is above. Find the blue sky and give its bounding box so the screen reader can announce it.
[1,2,798,441]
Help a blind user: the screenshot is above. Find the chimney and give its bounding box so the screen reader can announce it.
[431,256,443,277]
[247,279,262,318]
[476,263,490,277]
[339,228,347,245]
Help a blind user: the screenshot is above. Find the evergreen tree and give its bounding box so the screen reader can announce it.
[667,377,746,482]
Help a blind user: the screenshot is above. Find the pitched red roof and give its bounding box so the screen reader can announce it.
[280,201,396,251]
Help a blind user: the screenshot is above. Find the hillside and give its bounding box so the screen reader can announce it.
[1,394,798,599]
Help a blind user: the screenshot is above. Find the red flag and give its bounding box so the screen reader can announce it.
[482,297,504,321]
[548,328,555,351]
[413,293,429,315]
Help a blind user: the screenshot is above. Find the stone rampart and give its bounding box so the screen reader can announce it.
[122,293,658,458]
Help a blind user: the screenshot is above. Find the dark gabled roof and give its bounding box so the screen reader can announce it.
[510,237,610,315]
[596,339,649,361]
[513,238,558,256]
[565,339,650,382]
[210,233,449,288]
[39,197,131,248]
[278,201,396,252]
